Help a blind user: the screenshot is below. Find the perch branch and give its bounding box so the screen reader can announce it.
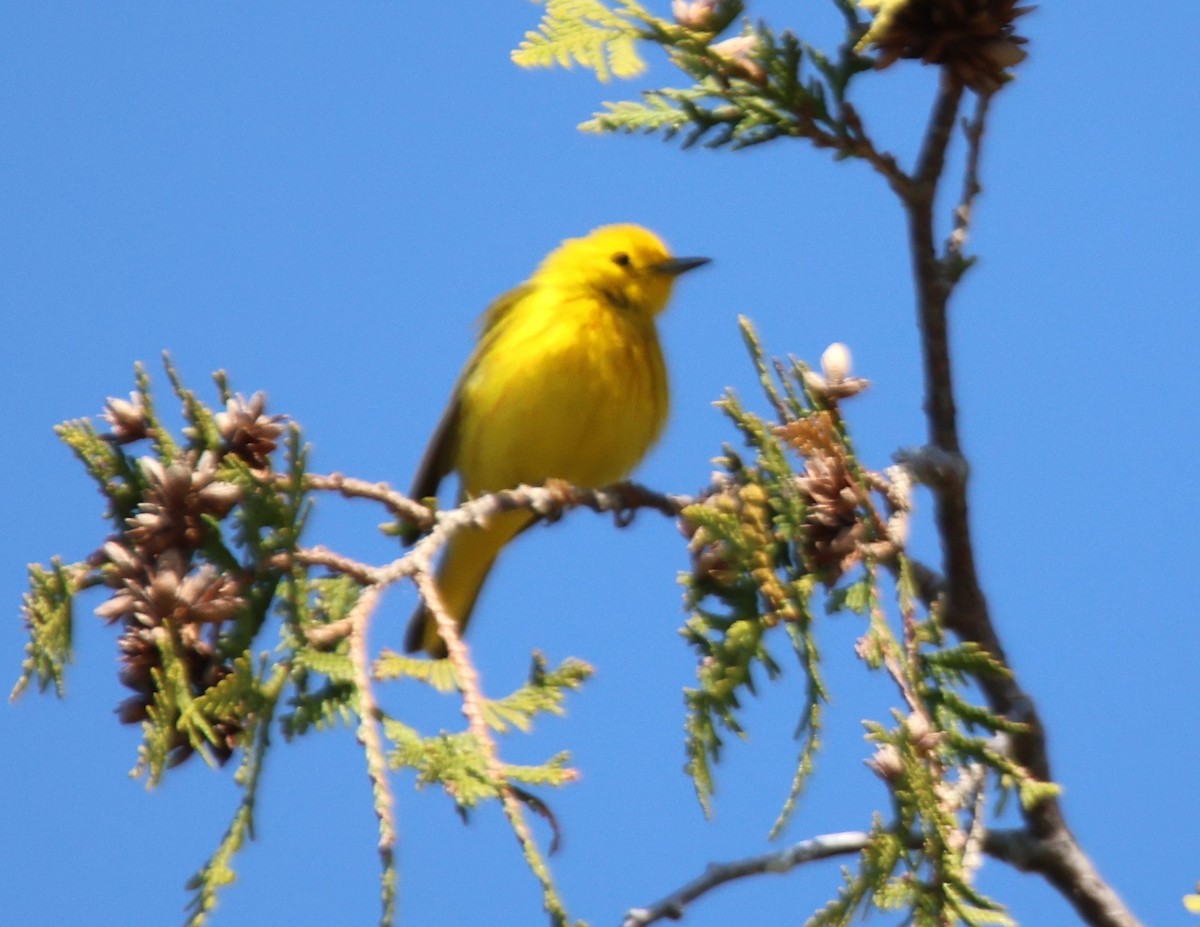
[622,831,875,927]
[623,826,1137,927]
[300,481,688,647]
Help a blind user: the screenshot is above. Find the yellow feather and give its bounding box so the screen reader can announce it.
[405,224,708,656]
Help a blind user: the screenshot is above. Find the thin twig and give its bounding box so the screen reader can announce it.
[346,585,397,921]
[622,831,876,927]
[294,479,687,917]
[376,481,691,588]
[294,545,379,584]
[412,555,571,921]
[945,90,994,264]
[864,561,922,715]
[839,101,911,196]
[295,471,434,527]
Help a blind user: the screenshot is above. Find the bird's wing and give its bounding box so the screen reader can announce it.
[408,283,535,502]
[473,281,535,352]
[409,393,460,501]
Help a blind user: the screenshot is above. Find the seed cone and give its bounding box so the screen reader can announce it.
[858,0,1032,92]
[215,392,285,469]
[796,455,865,580]
[126,453,240,557]
[97,546,246,762]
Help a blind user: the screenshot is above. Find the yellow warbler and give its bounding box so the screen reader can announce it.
[404,224,709,656]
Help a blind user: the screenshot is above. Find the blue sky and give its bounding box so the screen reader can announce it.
[3,2,1198,925]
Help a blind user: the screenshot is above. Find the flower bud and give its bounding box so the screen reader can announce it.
[821,342,852,383]
[710,34,766,85]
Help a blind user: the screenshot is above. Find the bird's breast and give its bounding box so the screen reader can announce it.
[456,292,668,494]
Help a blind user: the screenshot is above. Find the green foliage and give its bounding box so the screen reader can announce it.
[482,654,592,733]
[280,574,360,737]
[376,653,591,925]
[810,818,901,926]
[385,720,498,804]
[512,0,653,81]
[374,648,458,690]
[380,653,590,809]
[681,320,841,825]
[16,359,592,927]
[12,559,79,698]
[854,0,910,52]
[590,24,873,150]
[677,321,1052,923]
[830,557,1026,923]
[184,662,287,927]
[280,679,357,737]
[293,646,357,685]
[513,0,882,156]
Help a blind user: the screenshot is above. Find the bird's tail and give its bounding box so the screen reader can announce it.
[404,509,535,657]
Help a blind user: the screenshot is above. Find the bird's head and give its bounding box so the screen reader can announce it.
[536,224,709,318]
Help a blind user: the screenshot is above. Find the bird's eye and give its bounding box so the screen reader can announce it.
[611,252,631,268]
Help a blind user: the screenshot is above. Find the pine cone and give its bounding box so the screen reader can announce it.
[98,548,244,763]
[858,0,1032,92]
[97,549,243,630]
[796,454,864,580]
[215,392,285,469]
[101,393,149,444]
[126,453,240,556]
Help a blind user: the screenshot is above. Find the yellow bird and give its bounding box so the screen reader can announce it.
[404,224,709,656]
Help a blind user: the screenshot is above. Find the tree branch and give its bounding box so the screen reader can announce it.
[622,831,875,927]
[623,826,1140,927]
[296,471,434,528]
[985,829,1143,927]
[298,480,688,649]
[294,479,673,922]
[376,480,690,588]
[839,100,912,197]
[908,66,1039,780]
[903,70,1142,927]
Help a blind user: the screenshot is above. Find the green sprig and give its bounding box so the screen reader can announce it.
[512,0,653,81]
[11,559,79,699]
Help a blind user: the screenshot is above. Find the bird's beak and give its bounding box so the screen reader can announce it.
[653,256,711,276]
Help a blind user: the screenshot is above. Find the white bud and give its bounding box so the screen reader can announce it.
[821,342,852,382]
